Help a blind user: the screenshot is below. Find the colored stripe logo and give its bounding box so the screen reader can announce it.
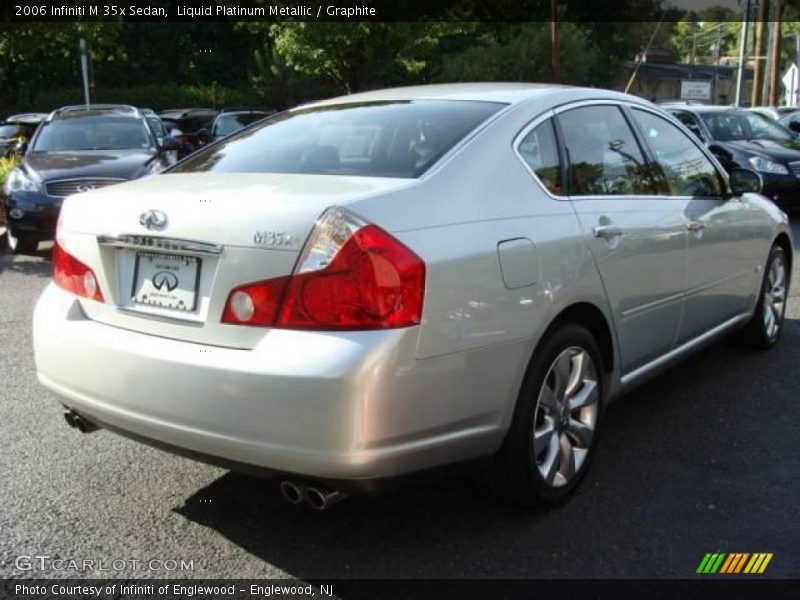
[697,552,773,574]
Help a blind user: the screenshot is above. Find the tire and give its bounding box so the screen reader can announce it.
[737,245,789,350]
[5,225,38,255]
[494,321,605,506]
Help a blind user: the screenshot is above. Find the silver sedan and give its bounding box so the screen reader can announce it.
[34,83,793,508]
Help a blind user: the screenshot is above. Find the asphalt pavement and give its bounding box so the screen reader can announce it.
[1,225,798,580]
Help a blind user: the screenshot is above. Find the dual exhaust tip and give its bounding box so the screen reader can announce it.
[280,480,348,511]
[63,410,99,434]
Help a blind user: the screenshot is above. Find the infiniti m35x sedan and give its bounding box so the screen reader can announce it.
[34,84,792,509]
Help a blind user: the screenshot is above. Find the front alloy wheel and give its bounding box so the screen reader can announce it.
[533,347,599,488]
[738,245,789,350]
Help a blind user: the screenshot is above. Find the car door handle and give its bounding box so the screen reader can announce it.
[686,221,706,232]
[592,225,624,239]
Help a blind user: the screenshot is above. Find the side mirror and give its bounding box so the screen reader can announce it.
[160,136,181,152]
[728,167,762,196]
[788,121,800,134]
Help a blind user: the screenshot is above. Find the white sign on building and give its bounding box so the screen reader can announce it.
[680,80,712,101]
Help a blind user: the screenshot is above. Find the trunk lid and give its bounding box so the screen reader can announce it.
[58,172,414,348]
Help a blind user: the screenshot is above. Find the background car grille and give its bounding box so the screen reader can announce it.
[788,162,800,178]
[45,178,126,197]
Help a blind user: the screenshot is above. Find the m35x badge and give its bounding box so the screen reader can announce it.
[254,230,294,248]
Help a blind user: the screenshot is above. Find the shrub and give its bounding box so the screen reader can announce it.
[21,84,263,113]
[0,155,20,226]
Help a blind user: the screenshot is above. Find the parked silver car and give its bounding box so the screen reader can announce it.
[34,84,793,508]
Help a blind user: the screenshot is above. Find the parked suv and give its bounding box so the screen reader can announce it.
[34,85,792,508]
[158,108,218,155]
[2,104,179,253]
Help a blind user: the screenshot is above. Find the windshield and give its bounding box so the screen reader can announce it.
[700,111,795,142]
[0,124,28,139]
[174,100,505,178]
[32,117,154,152]
[213,113,268,137]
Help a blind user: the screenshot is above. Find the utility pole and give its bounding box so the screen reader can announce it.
[79,38,90,109]
[713,25,722,103]
[752,0,769,106]
[551,0,560,83]
[735,0,752,106]
[768,0,783,106]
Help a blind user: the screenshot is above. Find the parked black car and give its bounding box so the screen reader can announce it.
[0,113,47,157]
[203,107,274,144]
[667,105,800,209]
[1,104,179,254]
[158,108,217,156]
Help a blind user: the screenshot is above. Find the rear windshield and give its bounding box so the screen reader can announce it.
[173,100,505,178]
[32,117,154,152]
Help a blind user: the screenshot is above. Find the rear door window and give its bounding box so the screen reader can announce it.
[557,105,654,196]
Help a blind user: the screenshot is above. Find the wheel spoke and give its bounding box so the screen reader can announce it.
[566,417,594,448]
[565,351,586,398]
[541,434,561,484]
[553,352,572,400]
[533,419,556,456]
[558,433,576,481]
[567,379,598,411]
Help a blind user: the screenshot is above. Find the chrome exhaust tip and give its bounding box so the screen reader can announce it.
[305,487,348,511]
[64,410,99,434]
[279,480,305,505]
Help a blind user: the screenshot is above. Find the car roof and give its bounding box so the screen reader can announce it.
[6,113,48,124]
[50,105,142,120]
[300,82,578,109]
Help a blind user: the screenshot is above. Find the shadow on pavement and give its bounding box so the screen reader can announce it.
[0,245,52,278]
[174,318,800,579]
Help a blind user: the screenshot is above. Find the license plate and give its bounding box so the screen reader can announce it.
[131,252,200,312]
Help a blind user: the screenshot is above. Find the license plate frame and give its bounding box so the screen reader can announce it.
[131,251,201,312]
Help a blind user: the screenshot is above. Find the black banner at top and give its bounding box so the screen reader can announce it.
[2,0,743,23]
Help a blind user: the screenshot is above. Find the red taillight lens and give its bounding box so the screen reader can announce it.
[52,241,104,302]
[221,277,288,326]
[221,208,425,330]
[277,224,425,329]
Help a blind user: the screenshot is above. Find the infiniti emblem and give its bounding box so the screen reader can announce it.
[76,183,96,193]
[140,209,168,231]
[152,271,179,292]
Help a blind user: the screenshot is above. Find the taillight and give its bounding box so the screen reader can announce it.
[52,241,104,302]
[221,207,425,330]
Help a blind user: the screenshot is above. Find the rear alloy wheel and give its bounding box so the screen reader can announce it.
[5,225,38,255]
[739,245,789,350]
[495,322,604,506]
[533,347,599,488]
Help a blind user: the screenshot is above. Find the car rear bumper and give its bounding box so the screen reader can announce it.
[34,284,509,483]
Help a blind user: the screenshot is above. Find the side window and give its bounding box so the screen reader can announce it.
[631,109,723,198]
[671,111,705,141]
[557,105,653,196]
[518,119,563,195]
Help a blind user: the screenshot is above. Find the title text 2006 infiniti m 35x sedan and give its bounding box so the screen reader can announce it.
[34,84,792,509]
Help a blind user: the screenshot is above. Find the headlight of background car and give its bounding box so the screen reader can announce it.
[3,168,40,194]
[748,156,789,175]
